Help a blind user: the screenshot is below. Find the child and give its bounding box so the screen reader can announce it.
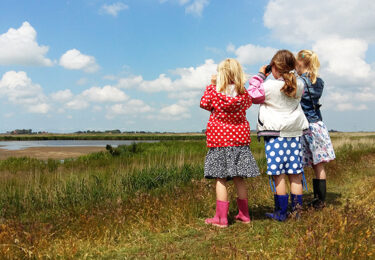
[296,50,335,209]
[248,50,309,221]
[200,58,260,228]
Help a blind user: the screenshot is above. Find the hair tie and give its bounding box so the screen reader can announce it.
[301,54,305,58]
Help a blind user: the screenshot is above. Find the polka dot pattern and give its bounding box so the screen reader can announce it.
[264,136,304,176]
[204,146,260,179]
[200,85,252,148]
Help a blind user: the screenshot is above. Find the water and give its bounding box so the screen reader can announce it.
[0,140,159,151]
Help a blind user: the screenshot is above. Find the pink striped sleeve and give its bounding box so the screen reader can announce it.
[248,74,266,104]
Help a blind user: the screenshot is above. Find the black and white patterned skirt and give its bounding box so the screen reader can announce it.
[204,145,260,180]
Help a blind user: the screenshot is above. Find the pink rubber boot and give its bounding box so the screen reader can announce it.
[235,198,251,223]
[205,200,229,228]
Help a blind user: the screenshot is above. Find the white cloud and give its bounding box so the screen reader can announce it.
[65,98,89,110]
[313,36,371,79]
[81,85,128,102]
[161,0,209,16]
[140,74,173,92]
[116,59,216,93]
[0,71,49,114]
[264,0,375,44]
[59,49,99,73]
[227,43,277,66]
[0,22,53,66]
[28,103,50,114]
[112,59,216,120]
[100,2,129,17]
[50,89,73,102]
[263,0,375,116]
[322,88,375,112]
[116,75,143,89]
[172,59,217,89]
[106,99,152,119]
[185,0,209,16]
[168,90,201,101]
[160,103,190,119]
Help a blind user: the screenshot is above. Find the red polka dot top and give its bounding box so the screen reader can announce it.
[200,84,252,148]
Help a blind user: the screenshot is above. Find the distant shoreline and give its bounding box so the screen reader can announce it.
[0,146,106,160]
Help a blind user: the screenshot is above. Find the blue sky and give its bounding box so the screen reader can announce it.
[0,0,374,133]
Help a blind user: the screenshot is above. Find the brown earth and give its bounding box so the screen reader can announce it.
[0,146,106,160]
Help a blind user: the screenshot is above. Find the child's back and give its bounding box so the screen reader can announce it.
[200,58,260,228]
[201,83,251,147]
[256,77,308,136]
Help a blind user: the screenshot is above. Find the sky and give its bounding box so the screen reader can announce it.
[0,0,374,133]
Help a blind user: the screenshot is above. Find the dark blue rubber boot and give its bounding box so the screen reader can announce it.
[290,194,303,219]
[265,194,289,222]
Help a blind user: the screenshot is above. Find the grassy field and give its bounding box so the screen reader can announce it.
[0,134,374,259]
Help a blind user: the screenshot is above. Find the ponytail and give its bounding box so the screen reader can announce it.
[271,50,298,98]
[280,72,297,98]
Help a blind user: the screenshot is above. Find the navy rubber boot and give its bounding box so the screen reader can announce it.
[290,194,303,219]
[265,194,289,222]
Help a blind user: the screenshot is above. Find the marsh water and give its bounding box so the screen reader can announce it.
[0,140,159,150]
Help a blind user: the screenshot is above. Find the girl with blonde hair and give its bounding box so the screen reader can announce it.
[296,50,335,209]
[200,58,260,228]
[248,50,309,221]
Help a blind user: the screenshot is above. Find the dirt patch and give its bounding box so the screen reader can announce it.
[0,146,106,160]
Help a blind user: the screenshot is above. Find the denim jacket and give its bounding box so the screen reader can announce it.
[300,73,324,123]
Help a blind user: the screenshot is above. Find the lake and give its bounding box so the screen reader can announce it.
[0,140,159,151]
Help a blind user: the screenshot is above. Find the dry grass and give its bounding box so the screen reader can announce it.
[0,136,374,259]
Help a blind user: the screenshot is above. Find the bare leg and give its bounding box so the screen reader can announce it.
[313,163,326,179]
[289,174,303,195]
[266,174,288,221]
[274,174,286,195]
[205,178,229,227]
[233,177,247,200]
[216,178,228,201]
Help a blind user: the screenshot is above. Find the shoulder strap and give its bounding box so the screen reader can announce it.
[300,76,317,111]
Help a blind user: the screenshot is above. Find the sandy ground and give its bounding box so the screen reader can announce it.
[0,146,106,160]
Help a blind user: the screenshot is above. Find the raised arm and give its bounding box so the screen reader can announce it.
[200,84,215,111]
[248,72,266,104]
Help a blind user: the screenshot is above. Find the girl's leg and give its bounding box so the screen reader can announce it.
[312,163,327,208]
[274,174,286,195]
[233,177,247,199]
[313,163,326,179]
[233,177,250,223]
[205,178,229,227]
[266,174,289,221]
[289,174,303,217]
[216,178,228,201]
[289,174,303,195]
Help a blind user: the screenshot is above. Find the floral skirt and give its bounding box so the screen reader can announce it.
[301,121,336,167]
[204,145,260,180]
[264,136,304,176]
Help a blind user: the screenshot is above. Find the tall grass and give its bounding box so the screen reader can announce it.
[0,135,374,258]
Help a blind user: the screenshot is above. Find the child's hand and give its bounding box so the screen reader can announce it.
[259,65,267,75]
[211,74,217,85]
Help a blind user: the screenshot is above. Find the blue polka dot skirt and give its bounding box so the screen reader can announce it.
[264,136,304,176]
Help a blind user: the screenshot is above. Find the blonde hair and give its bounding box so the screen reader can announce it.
[297,50,320,84]
[270,50,298,98]
[216,58,246,94]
